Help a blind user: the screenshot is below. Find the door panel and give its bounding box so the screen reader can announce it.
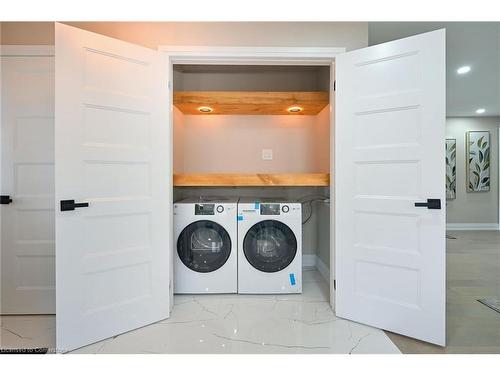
[335,30,446,346]
[1,54,55,314]
[55,23,171,352]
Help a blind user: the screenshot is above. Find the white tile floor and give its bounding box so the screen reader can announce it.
[0,269,400,354]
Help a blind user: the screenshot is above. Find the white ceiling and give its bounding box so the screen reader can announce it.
[368,22,500,117]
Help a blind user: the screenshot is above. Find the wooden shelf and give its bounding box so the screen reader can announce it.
[173,91,329,116]
[173,173,330,187]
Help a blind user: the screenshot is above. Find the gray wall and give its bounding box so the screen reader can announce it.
[446,117,499,224]
[173,65,330,92]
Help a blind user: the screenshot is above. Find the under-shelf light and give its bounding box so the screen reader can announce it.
[287,106,303,113]
[198,106,213,113]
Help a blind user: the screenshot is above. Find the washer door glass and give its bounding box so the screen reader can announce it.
[243,220,297,273]
[177,220,232,273]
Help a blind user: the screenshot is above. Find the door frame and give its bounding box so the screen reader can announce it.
[0,45,55,57]
[159,45,345,306]
[1,44,55,314]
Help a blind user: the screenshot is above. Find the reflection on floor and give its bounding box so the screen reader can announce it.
[386,230,500,354]
[0,315,55,352]
[0,269,400,354]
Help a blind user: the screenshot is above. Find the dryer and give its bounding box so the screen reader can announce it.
[174,197,238,294]
[237,198,302,294]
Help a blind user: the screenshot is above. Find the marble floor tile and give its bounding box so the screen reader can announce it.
[0,315,55,352]
[3,231,498,354]
[1,270,400,354]
[73,270,399,354]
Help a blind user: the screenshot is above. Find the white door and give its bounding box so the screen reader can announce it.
[335,30,446,346]
[55,23,171,352]
[1,49,55,314]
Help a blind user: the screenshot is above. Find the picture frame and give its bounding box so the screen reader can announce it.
[446,138,456,199]
[466,131,490,192]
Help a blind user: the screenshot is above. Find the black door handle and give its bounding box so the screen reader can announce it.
[1,195,13,204]
[60,199,89,211]
[414,198,441,209]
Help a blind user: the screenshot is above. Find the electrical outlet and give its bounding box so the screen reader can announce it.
[262,149,273,160]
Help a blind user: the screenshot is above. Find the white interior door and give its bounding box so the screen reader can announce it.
[55,23,171,352]
[1,48,55,314]
[335,30,446,346]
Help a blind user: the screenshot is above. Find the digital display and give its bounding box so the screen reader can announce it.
[195,204,215,215]
[260,203,280,215]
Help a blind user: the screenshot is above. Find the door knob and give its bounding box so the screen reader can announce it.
[0,195,13,204]
[414,199,441,209]
[60,199,89,211]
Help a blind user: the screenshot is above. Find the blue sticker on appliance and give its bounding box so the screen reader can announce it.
[237,215,243,221]
[289,273,296,286]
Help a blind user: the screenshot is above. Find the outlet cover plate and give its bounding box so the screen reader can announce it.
[262,149,273,160]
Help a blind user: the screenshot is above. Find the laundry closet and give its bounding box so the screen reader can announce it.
[0,23,447,351]
[171,64,333,292]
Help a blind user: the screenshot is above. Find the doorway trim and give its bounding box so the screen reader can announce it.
[0,45,55,57]
[159,45,344,308]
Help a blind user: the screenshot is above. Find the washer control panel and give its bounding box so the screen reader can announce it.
[260,203,281,215]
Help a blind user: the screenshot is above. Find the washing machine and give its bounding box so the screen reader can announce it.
[174,197,238,294]
[237,198,302,294]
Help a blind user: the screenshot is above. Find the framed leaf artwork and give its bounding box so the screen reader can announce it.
[466,131,490,192]
[446,139,456,199]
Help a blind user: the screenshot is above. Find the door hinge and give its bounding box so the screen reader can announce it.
[333,80,336,91]
[168,81,172,90]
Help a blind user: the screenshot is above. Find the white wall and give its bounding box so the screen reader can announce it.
[175,107,330,174]
[173,107,185,174]
[1,22,368,51]
[446,117,499,226]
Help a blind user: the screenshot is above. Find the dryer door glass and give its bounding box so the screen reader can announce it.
[177,220,232,273]
[243,220,297,273]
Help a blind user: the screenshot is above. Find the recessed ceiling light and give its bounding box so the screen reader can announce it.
[287,106,303,113]
[476,108,486,114]
[198,106,213,113]
[457,66,471,75]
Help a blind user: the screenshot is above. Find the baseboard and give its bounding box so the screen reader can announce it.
[447,223,500,231]
[302,254,317,268]
[302,254,330,283]
[316,257,330,283]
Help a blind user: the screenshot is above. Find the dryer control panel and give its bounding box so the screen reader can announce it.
[194,203,230,215]
[195,203,215,215]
